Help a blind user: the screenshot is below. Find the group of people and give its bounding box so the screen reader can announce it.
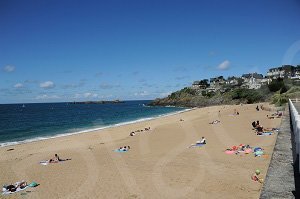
[251,120,274,135]
[129,127,151,136]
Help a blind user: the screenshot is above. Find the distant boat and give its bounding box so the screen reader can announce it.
[22,104,25,108]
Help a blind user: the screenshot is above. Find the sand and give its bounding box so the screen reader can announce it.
[0,103,282,199]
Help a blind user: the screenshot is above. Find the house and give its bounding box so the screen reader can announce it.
[266,65,295,79]
[226,76,240,86]
[191,79,209,89]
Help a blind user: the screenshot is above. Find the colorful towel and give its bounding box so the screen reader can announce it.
[114,149,128,153]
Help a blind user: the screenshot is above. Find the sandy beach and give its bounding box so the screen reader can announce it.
[0,103,282,199]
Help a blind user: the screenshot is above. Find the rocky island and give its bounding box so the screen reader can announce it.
[70,100,124,104]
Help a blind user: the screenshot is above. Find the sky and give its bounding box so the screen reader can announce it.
[1,0,300,104]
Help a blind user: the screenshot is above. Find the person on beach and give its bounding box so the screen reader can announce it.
[251,121,256,129]
[188,137,206,148]
[256,105,259,111]
[209,120,220,124]
[5,181,27,192]
[48,154,70,163]
[130,132,136,136]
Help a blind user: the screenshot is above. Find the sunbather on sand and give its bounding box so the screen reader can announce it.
[4,181,27,192]
[267,115,275,119]
[188,137,206,148]
[48,154,71,163]
[209,120,220,124]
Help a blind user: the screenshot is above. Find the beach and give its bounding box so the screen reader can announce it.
[0,103,282,199]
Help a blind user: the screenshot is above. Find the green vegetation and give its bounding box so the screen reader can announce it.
[150,77,300,108]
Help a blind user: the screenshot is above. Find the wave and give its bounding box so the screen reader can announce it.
[0,108,191,147]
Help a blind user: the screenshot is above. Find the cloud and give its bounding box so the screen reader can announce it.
[73,92,99,99]
[99,83,120,89]
[217,60,230,70]
[14,83,24,88]
[36,94,60,100]
[3,65,15,72]
[40,81,55,89]
[83,92,98,98]
[134,91,149,96]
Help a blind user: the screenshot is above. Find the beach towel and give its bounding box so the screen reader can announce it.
[2,186,28,195]
[189,143,205,148]
[39,158,71,165]
[114,149,128,153]
[257,132,273,136]
[225,150,235,155]
[39,161,50,165]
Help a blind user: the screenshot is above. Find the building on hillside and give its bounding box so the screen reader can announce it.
[191,79,209,89]
[266,65,295,79]
[225,76,239,86]
[241,73,264,89]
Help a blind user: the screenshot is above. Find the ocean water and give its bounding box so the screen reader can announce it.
[0,100,187,147]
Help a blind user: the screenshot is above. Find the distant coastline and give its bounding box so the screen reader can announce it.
[69,100,124,104]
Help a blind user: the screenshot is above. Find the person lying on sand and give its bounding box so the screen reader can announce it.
[188,137,206,148]
[130,132,136,136]
[209,120,220,124]
[5,181,27,192]
[48,154,71,163]
[267,115,275,119]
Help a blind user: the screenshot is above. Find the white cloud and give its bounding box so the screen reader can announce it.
[217,60,230,70]
[83,92,98,98]
[134,91,149,96]
[36,94,60,100]
[40,81,55,89]
[3,65,15,72]
[14,83,24,88]
[74,92,99,99]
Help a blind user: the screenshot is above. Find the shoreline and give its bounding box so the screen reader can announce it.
[0,107,192,148]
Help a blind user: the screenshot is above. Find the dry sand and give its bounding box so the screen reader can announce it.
[0,103,282,199]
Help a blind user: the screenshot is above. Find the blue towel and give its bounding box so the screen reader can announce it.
[114,149,128,153]
[258,132,273,136]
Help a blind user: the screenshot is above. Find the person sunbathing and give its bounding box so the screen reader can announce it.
[189,137,206,148]
[209,120,220,124]
[267,115,275,119]
[130,132,136,136]
[5,181,27,192]
[48,154,70,163]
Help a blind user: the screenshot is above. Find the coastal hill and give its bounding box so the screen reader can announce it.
[150,66,300,107]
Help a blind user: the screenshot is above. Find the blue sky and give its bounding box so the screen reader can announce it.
[1,0,300,104]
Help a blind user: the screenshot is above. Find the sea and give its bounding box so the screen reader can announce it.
[0,100,188,147]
